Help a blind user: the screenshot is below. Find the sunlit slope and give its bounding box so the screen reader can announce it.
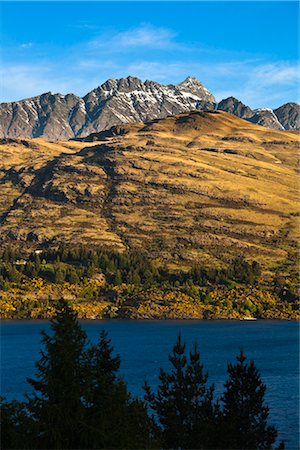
[0,110,299,270]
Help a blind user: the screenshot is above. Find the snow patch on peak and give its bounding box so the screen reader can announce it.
[254,108,274,113]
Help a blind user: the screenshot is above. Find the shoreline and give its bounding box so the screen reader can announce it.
[1,317,298,323]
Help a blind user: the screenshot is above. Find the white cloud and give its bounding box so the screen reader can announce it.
[89,24,179,51]
[20,42,34,49]
[1,28,299,110]
[114,24,176,49]
[213,61,299,107]
[0,65,71,102]
[250,63,299,87]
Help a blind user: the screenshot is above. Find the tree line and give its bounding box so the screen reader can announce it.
[1,301,284,449]
[0,244,262,288]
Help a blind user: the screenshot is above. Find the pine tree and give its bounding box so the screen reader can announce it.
[114,269,122,285]
[26,300,88,449]
[0,397,37,449]
[220,350,278,449]
[144,334,218,449]
[67,267,80,284]
[54,267,65,283]
[82,330,154,449]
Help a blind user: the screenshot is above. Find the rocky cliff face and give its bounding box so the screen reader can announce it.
[0,92,87,141]
[0,75,298,139]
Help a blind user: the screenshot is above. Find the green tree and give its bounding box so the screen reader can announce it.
[0,397,37,449]
[114,269,122,285]
[219,350,278,449]
[54,267,65,284]
[35,254,41,273]
[26,300,88,449]
[82,330,155,449]
[67,267,80,284]
[144,335,218,449]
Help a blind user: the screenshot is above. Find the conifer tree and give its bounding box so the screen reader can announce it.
[26,300,88,449]
[67,267,80,284]
[0,396,38,449]
[114,269,122,285]
[144,334,218,449]
[82,330,155,449]
[220,350,278,449]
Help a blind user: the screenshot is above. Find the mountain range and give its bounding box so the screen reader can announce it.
[1,76,299,140]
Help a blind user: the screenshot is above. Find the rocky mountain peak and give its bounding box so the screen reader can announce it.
[117,76,144,92]
[217,97,254,119]
[273,102,300,130]
[100,78,118,92]
[177,76,216,103]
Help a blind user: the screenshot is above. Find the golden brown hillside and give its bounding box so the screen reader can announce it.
[0,110,299,272]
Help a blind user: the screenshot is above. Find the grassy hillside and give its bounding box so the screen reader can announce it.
[1,111,298,274]
[1,111,299,319]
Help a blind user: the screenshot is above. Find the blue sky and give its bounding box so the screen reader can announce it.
[1,1,299,108]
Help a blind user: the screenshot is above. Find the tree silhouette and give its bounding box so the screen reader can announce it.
[82,330,155,449]
[26,300,88,449]
[220,350,278,449]
[0,397,37,449]
[144,334,218,449]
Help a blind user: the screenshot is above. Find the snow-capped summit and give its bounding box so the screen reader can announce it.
[177,76,216,103]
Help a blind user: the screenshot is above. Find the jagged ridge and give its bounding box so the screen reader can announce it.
[1,76,299,140]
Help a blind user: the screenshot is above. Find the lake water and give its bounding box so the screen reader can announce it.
[1,320,299,449]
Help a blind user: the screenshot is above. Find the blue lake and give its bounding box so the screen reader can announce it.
[1,320,299,449]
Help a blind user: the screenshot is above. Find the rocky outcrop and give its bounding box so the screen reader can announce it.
[0,92,87,141]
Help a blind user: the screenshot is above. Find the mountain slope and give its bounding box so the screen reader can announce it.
[0,76,216,141]
[248,108,285,130]
[0,110,298,271]
[273,102,300,130]
[1,75,299,140]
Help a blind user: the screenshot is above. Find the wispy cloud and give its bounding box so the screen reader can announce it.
[213,61,300,107]
[89,24,179,51]
[20,42,34,49]
[0,64,72,102]
[1,22,299,109]
[250,63,299,87]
